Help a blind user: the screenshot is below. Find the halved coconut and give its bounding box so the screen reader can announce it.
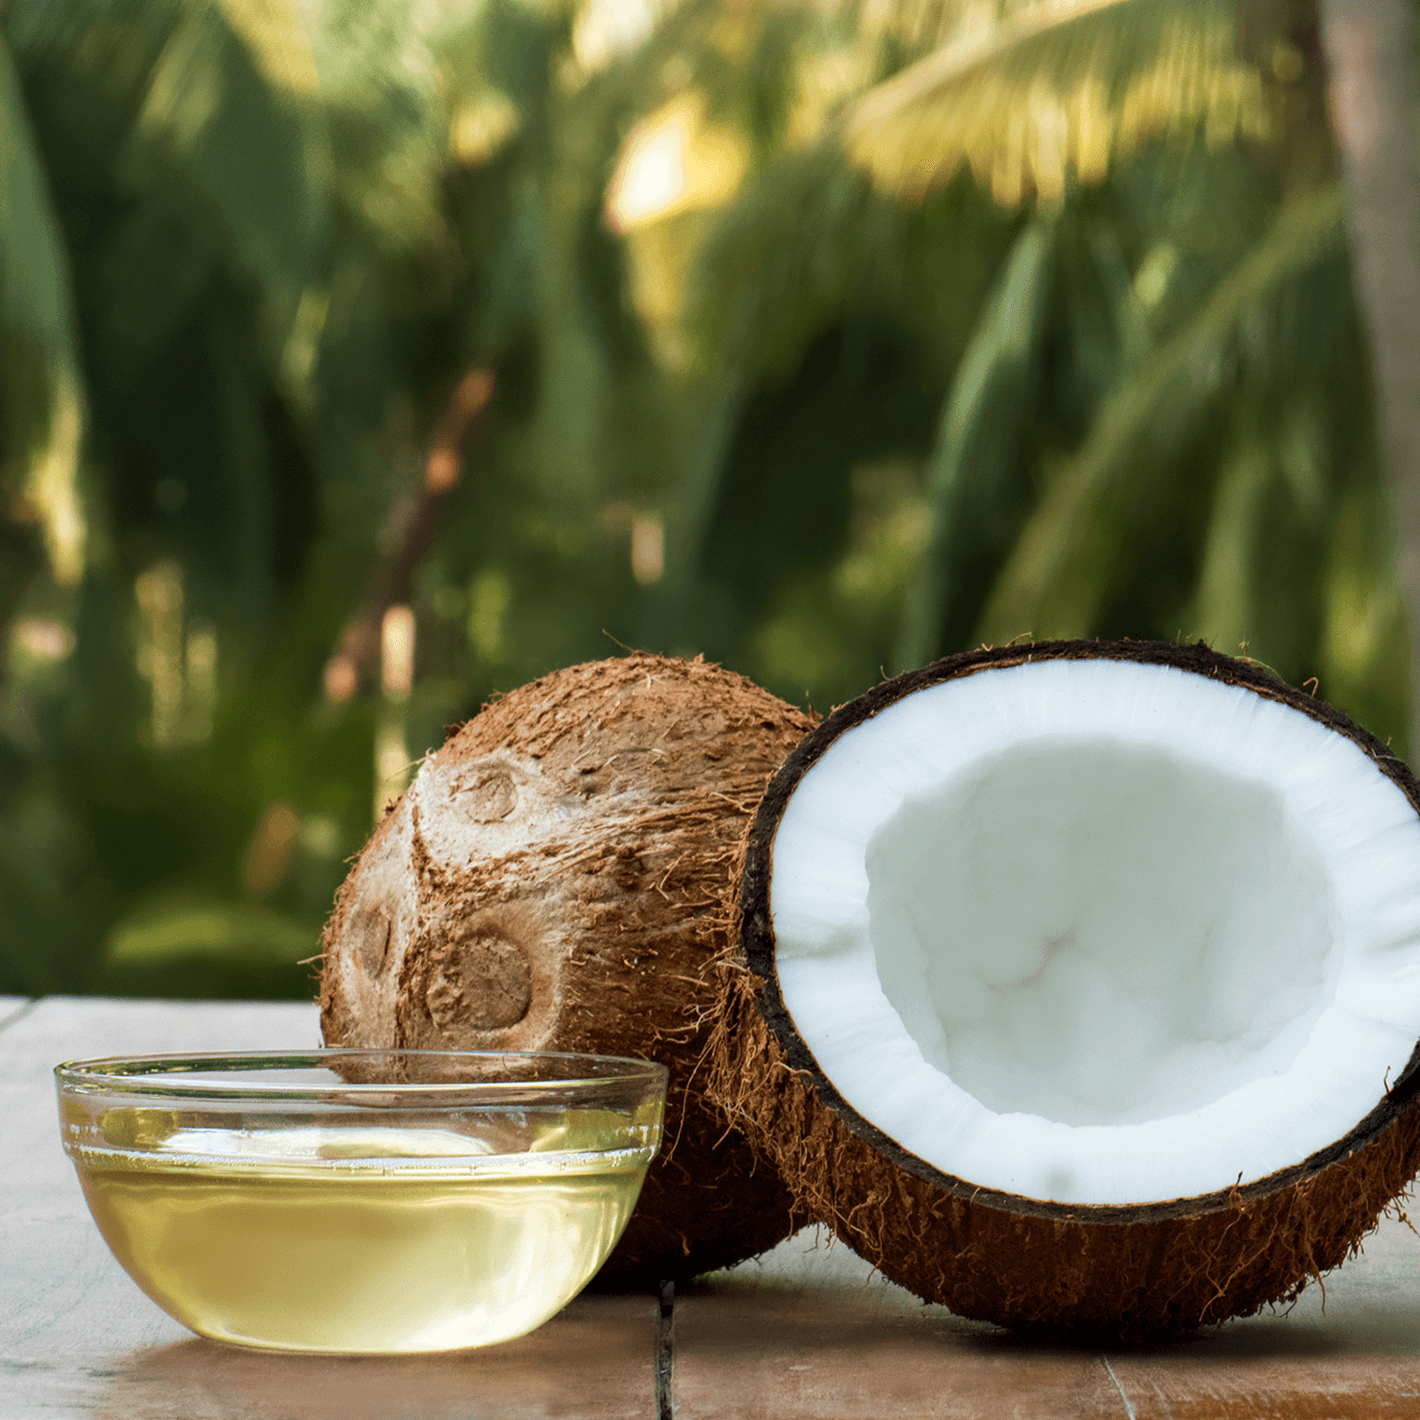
[321,654,814,1284]
[709,640,1420,1340]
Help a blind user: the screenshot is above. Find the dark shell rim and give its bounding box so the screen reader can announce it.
[740,638,1420,1226]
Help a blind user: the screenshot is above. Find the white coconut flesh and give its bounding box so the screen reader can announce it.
[769,658,1420,1207]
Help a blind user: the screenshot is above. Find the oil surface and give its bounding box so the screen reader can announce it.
[73,1125,650,1353]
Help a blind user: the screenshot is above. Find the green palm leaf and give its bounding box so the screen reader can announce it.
[1187,416,1272,656]
[895,216,1053,669]
[0,30,85,585]
[976,179,1347,644]
[847,0,1275,205]
[128,1,320,320]
[9,0,323,375]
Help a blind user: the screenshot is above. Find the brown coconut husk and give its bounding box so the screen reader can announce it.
[320,653,816,1285]
[706,639,1420,1342]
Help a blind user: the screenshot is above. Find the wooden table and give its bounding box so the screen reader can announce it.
[6,997,1420,1418]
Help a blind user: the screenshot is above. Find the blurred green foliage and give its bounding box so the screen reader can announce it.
[0,0,1406,997]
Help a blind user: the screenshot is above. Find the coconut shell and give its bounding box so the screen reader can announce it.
[320,653,815,1285]
[707,639,1420,1342]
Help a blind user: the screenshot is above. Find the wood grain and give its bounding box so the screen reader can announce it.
[1105,1209,1420,1419]
[1,997,659,1420]
[679,1228,1128,1419]
[685,1217,1420,1418]
[79,1298,661,1420]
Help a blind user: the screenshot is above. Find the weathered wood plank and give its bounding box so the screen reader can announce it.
[77,1298,663,1420]
[682,1216,1420,1419]
[0,996,34,1031]
[1105,1211,1420,1420]
[677,1227,1128,1419]
[1,997,659,1420]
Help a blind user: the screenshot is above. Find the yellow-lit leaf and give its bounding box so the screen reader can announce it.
[847,0,1274,206]
[214,0,320,96]
[0,32,87,584]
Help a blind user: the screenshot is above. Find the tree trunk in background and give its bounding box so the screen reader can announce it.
[1320,0,1420,760]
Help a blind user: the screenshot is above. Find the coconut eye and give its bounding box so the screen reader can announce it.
[425,927,534,1037]
[448,761,519,822]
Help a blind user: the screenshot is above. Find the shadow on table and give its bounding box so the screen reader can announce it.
[680,1271,1420,1361]
[673,1276,1420,1420]
[91,1295,657,1420]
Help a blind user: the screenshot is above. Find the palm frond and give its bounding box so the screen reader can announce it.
[976,180,1346,643]
[848,0,1274,205]
[1186,412,1272,655]
[128,3,321,309]
[895,216,1053,669]
[1321,484,1410,757]
[0,31,86,584]
[213,0,320,95]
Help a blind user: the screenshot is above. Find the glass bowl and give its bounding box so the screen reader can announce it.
[55,1049,667,1354]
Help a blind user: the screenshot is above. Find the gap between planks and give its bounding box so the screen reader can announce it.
[657,1279,675,1420]
[1100,1356,1138,1419]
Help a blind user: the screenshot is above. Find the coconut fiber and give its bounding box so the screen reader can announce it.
[321,653,816,1285]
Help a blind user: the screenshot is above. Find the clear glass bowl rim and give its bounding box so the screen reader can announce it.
[55,1048,669,1101]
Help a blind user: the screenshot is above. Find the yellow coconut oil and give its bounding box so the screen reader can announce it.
[71,1117,653,1353]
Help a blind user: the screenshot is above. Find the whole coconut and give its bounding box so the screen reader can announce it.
[320,653,816,1284]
